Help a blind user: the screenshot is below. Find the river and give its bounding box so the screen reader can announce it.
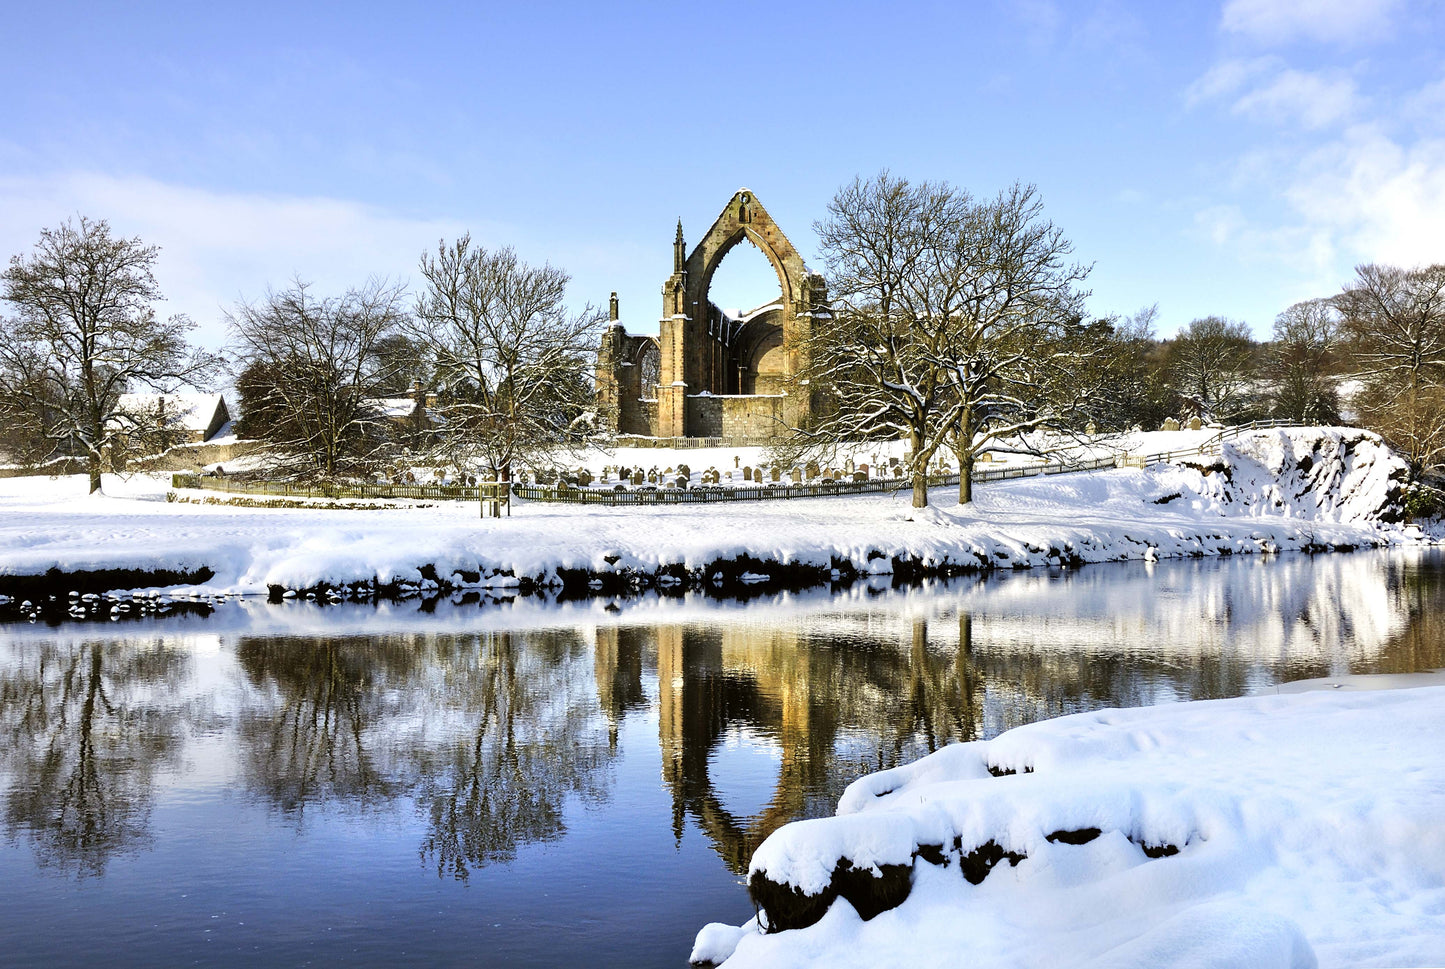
[2,550,1443,967]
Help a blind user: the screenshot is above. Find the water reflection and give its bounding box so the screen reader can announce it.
[234,630,617,880]
[1,550,1444,968]
[414,630,614,880]
[0,637,189,876]
[237,635,415,810]
[644,617,985,872]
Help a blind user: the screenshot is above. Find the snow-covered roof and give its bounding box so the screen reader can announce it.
[115,393,226,432]
[370,398,419,419]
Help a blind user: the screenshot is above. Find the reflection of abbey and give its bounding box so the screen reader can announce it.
[595,190,830,440]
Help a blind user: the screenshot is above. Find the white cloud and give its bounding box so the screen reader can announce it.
[0,173,478,348]
[1286,126,1445,268]
[1231,69,1361,129]
[1187,59,1360,130]
[1221,0,1403,45]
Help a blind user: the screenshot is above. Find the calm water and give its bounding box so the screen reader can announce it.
[4,550,1445,968]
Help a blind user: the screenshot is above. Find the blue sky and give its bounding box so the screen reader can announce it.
[3,0,1444,346]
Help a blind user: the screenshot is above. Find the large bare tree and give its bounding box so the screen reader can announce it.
[0,217,218,492]
[1166,315,1259,421]
[408,236,604,480]
[228,278,409,478]
[805,173,1096,507]
[1336,263,1445,471]
[1268,298,1341,424]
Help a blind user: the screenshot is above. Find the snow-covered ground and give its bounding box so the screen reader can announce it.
[0,427,1421,596]
[693,677,1445,969]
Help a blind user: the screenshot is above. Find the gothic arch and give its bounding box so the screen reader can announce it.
[656,190,829,437]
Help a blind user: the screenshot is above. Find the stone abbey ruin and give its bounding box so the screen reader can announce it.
[595,190,830,441]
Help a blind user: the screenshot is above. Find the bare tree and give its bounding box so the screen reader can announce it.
[228,278,409,478]
[408,236,604,480]
[1336,263,1445,471]
[805,173,1096,507]
[0,217,219,492]
[1269,298,1341,424]
[1166,316,1259,421]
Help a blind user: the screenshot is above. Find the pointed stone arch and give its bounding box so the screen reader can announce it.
[656,190,829,439]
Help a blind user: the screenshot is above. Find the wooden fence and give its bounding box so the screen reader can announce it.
[169,419,1298,510]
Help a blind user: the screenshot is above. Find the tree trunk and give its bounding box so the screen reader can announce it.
[88,455,103,494]
[910,431,929,508]
[957,453,974,504]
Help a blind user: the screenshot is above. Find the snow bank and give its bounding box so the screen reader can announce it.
[0,428,1422,597]
[697,684,1445,968]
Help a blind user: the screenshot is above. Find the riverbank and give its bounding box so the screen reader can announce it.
[0,427,1423,601]
[692,675,1445,968]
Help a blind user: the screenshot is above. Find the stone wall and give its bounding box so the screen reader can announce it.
[685,394,787,440]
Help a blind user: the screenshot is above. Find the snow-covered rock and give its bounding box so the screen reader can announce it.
[699,681,1445,969]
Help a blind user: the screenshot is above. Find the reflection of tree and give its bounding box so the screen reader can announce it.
[236,630,616,881]
[0,638,187,876]
[236,635,416,812]
[1365,558,1445,674]
[417,631,613,881]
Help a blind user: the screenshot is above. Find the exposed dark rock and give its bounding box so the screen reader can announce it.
[958,838,1027,885]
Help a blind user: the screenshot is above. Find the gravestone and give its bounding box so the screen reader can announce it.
[771,466,782,483]
[1162,417,1180,432]
[633,470,645,486]
[743,466,753,481]
[1188,416,1202,431]
[791,466,803,483]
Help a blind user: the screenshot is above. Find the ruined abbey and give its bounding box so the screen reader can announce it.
[595,190,830,440]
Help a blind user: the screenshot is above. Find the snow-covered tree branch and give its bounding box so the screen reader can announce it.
[0,217,220,492]
[407,236,604,480]
[800,173,1100,507]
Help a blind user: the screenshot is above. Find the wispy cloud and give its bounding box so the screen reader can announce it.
[1221,0,1403,45]
[1286,126,1445,268]
[0,173,481,347]
[1188,59,1361,130]
[1231,69,1361,129]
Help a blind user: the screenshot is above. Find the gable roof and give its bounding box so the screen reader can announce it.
[115,393,227,432]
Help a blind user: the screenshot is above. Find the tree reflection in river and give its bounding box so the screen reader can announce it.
[236,635,417,811]
[233,630,616,880]
[415,630,614,881]
[0,637,188,876]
